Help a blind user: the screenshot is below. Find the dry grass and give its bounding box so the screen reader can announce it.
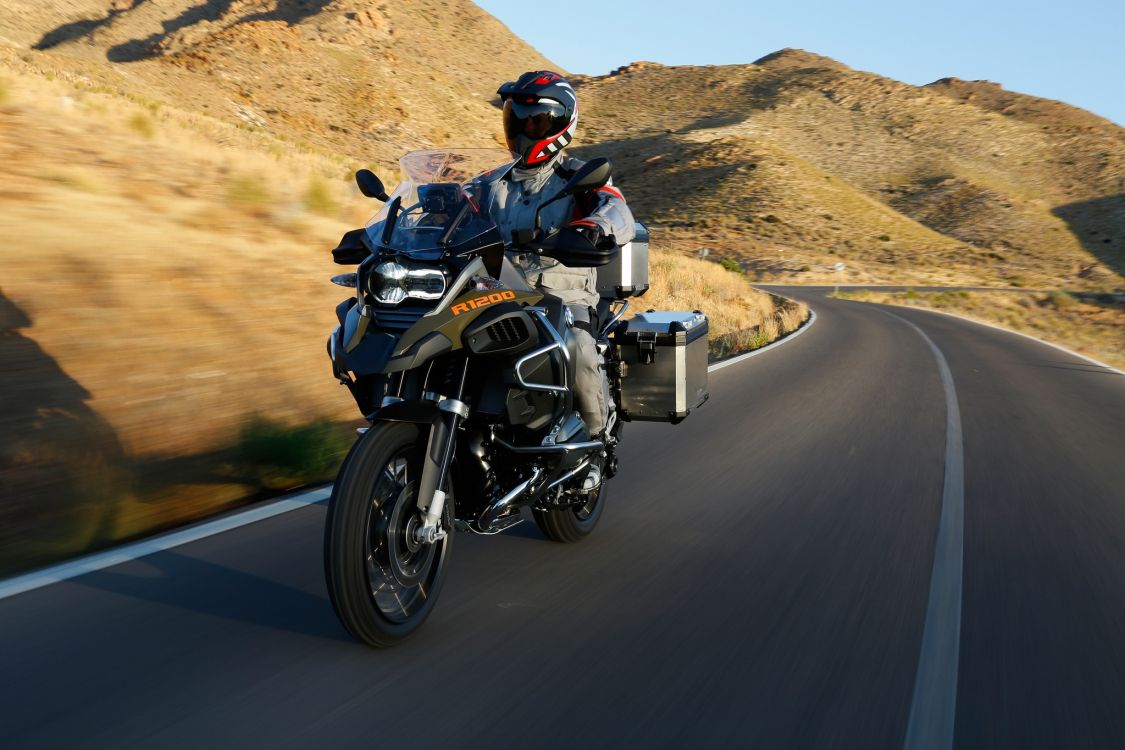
[0,61,372,572]
[126,111,156,139]
[646,249,779,333]
[303,175,340,218]
[0,59,792,573]
[834,289,1125,370]
[640,247,809,357]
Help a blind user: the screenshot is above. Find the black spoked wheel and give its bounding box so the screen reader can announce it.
[532,476,609,543]
[324,422,452,647]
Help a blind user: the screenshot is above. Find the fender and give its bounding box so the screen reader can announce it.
[372,399,441,425]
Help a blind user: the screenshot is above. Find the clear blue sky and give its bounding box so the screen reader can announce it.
[474,0,1124,125]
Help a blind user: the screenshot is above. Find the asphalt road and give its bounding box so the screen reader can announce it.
[2,288,1123,749]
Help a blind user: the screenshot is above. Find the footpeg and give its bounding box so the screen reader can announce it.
[470,511,523,535]
[489,513,523,533]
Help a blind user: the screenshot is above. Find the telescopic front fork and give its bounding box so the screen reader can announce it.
[414,358,470,544]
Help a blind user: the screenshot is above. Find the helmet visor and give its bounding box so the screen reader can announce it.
[503,99,568,143]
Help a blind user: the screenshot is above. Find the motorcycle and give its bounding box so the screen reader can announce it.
[323,149,708,647]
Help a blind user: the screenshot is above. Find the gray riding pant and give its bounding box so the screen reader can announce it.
[569,305,611,436]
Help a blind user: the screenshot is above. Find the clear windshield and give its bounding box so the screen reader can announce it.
[364,149,516,256]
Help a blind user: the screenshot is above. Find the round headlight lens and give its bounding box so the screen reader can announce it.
[371,262,408,304]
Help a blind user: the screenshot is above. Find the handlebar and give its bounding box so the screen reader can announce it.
[517,226,618,268]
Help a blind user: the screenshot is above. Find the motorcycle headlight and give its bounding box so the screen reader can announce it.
[368,261,447,305]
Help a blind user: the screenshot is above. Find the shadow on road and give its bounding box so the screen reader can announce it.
[496,519,548,541]
[1028,361,1120,375]
[77,549,350,642]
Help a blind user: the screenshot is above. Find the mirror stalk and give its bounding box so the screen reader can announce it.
[381,196,401,246]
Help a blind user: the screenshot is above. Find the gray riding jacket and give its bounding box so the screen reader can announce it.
[484,154,635,308]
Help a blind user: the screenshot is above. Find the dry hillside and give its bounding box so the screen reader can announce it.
[571,51,1125,289]
[1,4,1120,571]
[0,3,809,573]
[0,0,555,572]
[6,3,1119,288]
[2,0,554,169]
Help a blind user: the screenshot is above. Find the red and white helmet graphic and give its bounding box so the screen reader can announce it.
[497,71,579,168]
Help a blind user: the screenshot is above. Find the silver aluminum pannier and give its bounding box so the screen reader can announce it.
[612,311,708,423]
[597,222,649,300]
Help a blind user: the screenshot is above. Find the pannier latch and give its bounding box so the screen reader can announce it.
[636,331,657,364]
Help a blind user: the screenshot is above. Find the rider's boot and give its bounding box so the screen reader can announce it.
[581,454,604,492]
[580,421,613,492]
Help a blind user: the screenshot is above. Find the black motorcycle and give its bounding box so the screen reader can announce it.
[323,149,708,647]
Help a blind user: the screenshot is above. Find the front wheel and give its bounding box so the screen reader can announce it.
[532,478,609,543]
[324,422,452,647]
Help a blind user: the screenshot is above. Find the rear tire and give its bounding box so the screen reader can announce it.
[532,479,608,543]
[324,422,452,647]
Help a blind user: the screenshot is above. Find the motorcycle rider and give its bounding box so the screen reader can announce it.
[484,71,635,487]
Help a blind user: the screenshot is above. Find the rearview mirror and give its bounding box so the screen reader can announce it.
[530,157,614,230]
[556,157,612,200]
[356,169,390,201]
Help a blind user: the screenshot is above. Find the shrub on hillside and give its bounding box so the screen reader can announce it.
[709,326,762,360]
[227,174,271,212]
[128,112,156,139]
[238,416,353,489]
[304,176,339,217]
[1043,290,1077,310]
[719,256,744,274]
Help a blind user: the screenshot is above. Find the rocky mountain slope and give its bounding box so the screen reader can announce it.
[3,0,553,167]
[572,50,1124,287]
[3,6,1120,288]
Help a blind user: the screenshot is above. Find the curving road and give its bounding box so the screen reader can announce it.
[2,287,1124,749]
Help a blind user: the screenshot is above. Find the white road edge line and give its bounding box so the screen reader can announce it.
[708,308,818,373]
[1,304,819,603]
[883,311,965,750]
[848,299,1123,376]
[0,487,330,602]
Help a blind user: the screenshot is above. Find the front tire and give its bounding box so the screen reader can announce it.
[532,479,609,543]
[324,422,452,647]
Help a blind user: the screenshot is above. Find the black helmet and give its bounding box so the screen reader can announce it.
[497,71,578,168]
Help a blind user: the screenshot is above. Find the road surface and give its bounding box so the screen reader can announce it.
[2,288,1123,749]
